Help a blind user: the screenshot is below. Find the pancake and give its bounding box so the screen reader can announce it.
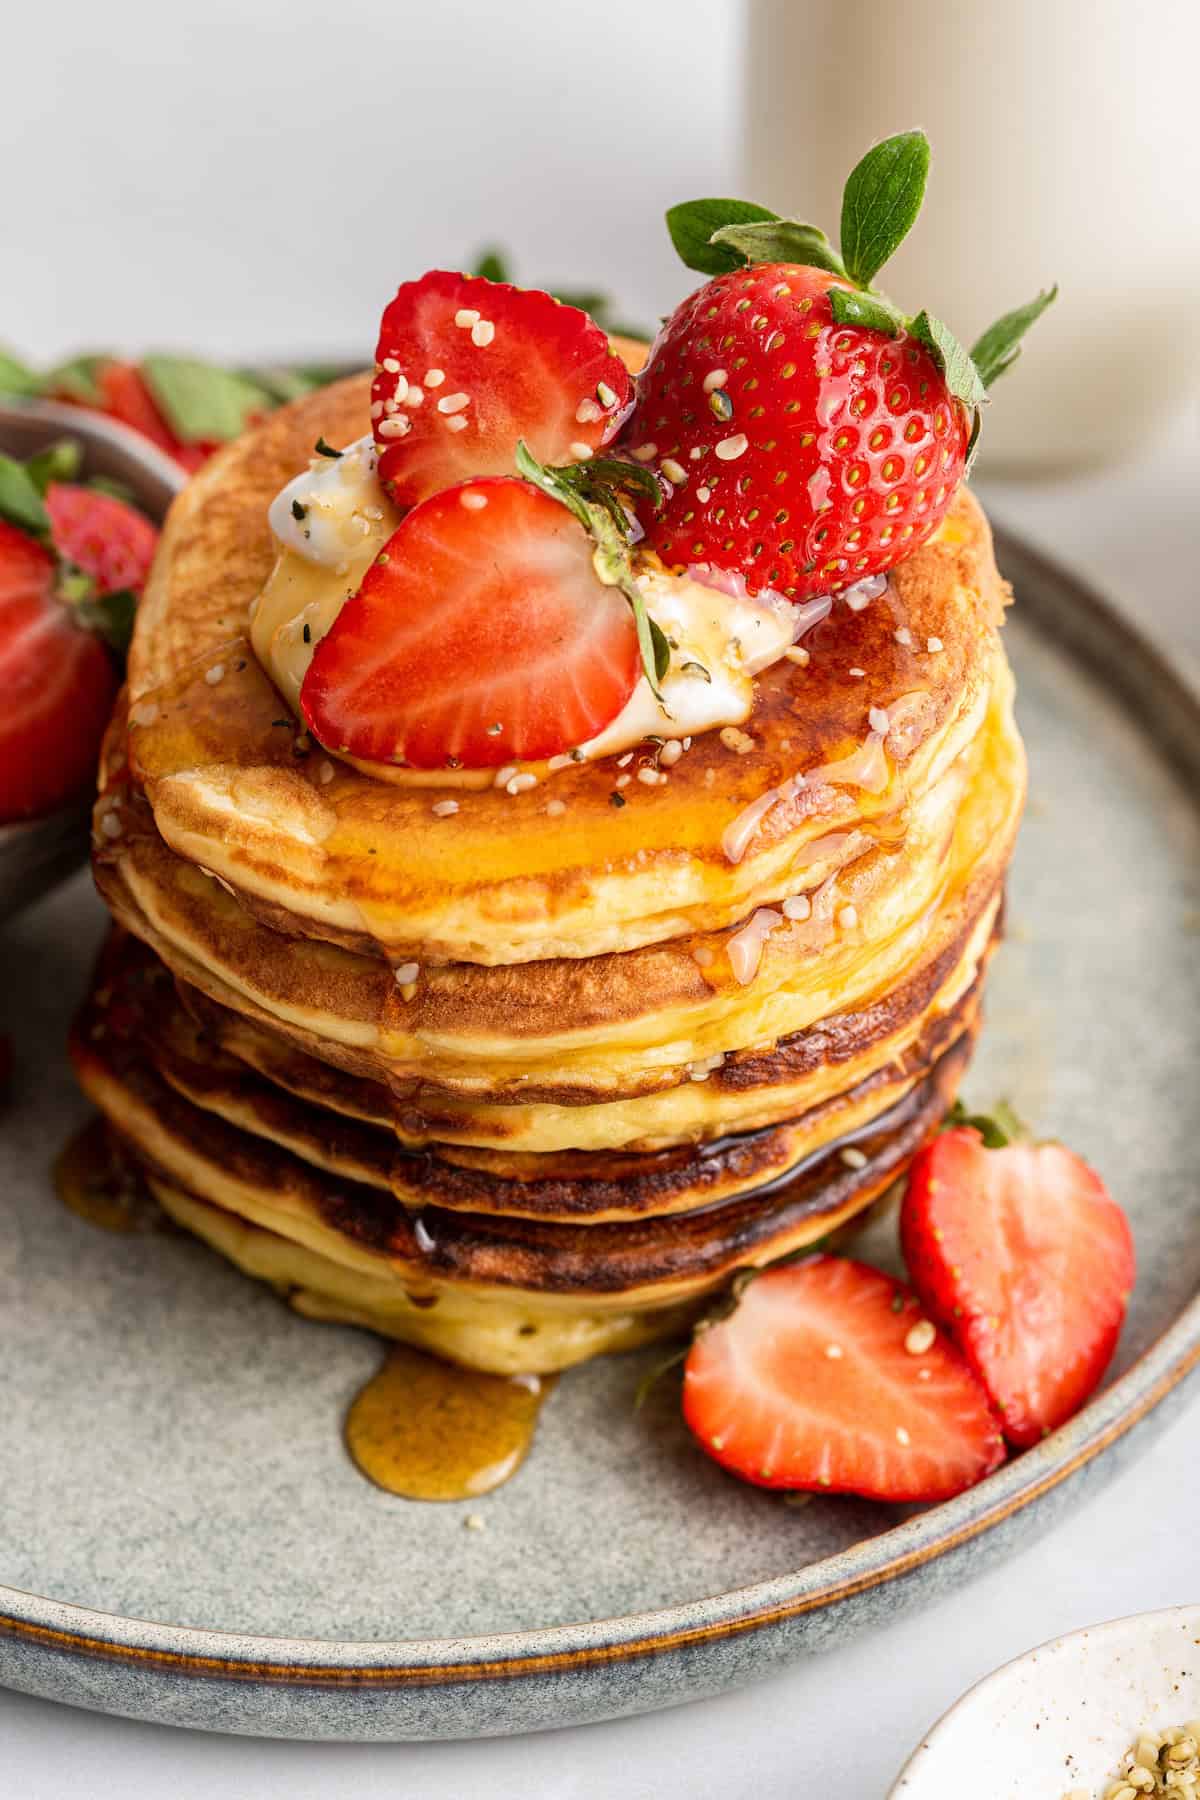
[121,365,1012,966]
[70,982,973,1373]
[85,928,987,1223]
[77,334,1027,1380]
[173,893,998,1156]
[93,646,1020,1118]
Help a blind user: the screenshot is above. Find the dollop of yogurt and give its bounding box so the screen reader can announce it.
[253,440,802,765]
[580,565,798,758]
[252,436,401,711]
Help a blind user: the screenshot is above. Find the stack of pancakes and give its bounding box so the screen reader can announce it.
[75,367,1025,1375]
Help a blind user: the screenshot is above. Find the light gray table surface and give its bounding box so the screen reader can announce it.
[3,440,1197,1797]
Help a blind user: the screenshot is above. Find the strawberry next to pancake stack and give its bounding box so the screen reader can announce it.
[75,135,1058,1471]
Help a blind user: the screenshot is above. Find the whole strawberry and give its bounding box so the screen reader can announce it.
[626,132,1055,600]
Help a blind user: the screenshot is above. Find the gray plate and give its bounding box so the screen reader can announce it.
[0,530,1197,1740]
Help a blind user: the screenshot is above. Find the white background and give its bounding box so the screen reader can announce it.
[5,0,739,367]
[5,0,1198,1791]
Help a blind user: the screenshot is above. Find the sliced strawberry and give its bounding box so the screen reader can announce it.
[45,483,158,596]
[300,477,640,769]
[683,1256,1005,1502]
[95,361,182,457]
[371,271,631,507]
[901,1129,1134,1447]
[0,520,118,822]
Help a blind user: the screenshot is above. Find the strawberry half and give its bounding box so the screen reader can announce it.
[300,476,641,769]
[901,1128,1135,1447]
[371,271,631,507]
[683,1256,1005,1502]
[45,482,158,597]
[0,519,118,822]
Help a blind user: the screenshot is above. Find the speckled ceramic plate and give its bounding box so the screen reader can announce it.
[0,530,1197,1741]
[891,1605,1200,1797]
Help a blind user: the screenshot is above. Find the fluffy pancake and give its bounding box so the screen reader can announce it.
[172,894,998,1156]
[86,928,986,1223]
[70,986,972,1372]
[122,365,1012,966]
[93,648,1020,1121]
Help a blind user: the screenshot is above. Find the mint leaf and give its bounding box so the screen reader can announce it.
[141,355,272,444]
[0,349,43,398]
[970,285,1058,389]
[708,219,847,278]
[829,288,906,336]
[42,353,108,405]
[840,130,930,289]
[908,311,987,412]
[0,454,51,540]
[666,198,779,276]
[515,440,668,703]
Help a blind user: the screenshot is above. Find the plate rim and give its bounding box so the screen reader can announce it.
[3,524,1198,1691]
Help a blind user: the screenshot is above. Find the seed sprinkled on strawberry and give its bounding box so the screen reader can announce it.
[683,1255,1005,1502]
[901,1115,1135,1447]
[371,271,631,508]
[626,131,1054,600]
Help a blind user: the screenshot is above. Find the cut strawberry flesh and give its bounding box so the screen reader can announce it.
[901,1131,1135,1447]
[45,482,159,596]
[0,520,117,822]
[300,477,641,769]
[371,271,631,507]
[683,1256,1005,1503]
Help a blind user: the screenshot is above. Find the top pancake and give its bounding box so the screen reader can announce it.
[125,364,1011,966]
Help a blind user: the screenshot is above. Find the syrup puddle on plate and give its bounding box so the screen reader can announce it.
[345,1344,556,1501]
[53,1116,155,1233]
[55,1122,554,1500]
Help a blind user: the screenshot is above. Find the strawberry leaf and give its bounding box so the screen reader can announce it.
[829,288,906,336]
[840,130,930,289]
[23,439,81,497]
[77,586,137,656]
[970,285,1058,389]
[0,348,43,398]
[707,219,847,279]
[943,1098,1028,1149]
[0,454,51,541]
[666,198,779,276]
[141,355,272,444]
[43,353,108,405]
[907,311,987,413]
[515,440,668,703]
[242,363,350,406]
[471,246,511,283]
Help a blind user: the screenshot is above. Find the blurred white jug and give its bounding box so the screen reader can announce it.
[743,0,1200,472]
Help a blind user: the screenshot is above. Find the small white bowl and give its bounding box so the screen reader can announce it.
[891,1605,1200,1799]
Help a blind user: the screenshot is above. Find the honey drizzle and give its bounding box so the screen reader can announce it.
[53,1116,153,1233]
[345,1344,555,1501]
